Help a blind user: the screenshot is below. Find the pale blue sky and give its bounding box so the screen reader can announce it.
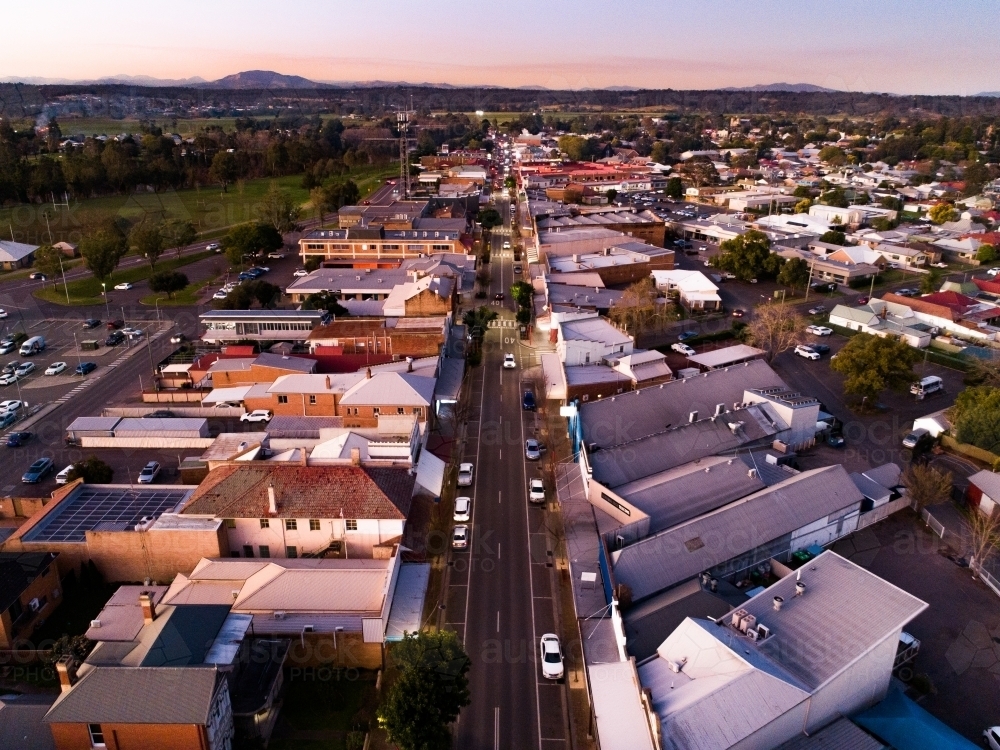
[3,0,998,94]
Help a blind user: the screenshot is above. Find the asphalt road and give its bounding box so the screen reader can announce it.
[450,198,571,749]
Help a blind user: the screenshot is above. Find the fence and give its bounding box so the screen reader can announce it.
[856,495,915,530]
[103,406,244,418]
[921,506,946,538]
[971,558,1000,599]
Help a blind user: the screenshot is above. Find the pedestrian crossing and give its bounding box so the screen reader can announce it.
[52,328,171,405]
[488,319,518,328]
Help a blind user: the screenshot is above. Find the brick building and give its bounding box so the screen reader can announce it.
[0,552,61,648]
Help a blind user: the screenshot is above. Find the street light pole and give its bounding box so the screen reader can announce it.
[57,254,70,305]
[72,332,82,368]
[155,297,165,323]
[101,283,110,320]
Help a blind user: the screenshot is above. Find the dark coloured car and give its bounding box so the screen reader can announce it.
[143,410,175,418]
[522,391,536,411]
[105,331,126,346]
[0,412,16,429]
[22,457,54,483]
[731,309,745,318]
[494,293,505,301]
[855,296,869,305]
[678,330,698,342]
[83,318,101,329]
[6,431,32,447]
[74,362,97,375]
[811,343,831,355]
[106,319,124,330]
[826,433,846,448]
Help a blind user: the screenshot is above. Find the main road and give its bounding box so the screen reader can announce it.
[447,196,572,749]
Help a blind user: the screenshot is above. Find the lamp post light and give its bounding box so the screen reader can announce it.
[101,283,110,320]
[154,297,165,323]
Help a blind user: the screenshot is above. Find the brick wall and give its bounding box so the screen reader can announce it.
[49,722,207,750]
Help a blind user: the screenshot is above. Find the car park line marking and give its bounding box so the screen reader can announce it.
[459,350,488,643]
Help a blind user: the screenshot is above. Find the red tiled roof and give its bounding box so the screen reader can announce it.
[881,293,956,321]
[180,465,414,520]
[919,291,978,312]
[974,278,1000,294]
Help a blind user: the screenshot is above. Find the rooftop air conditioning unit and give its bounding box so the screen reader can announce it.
[747,629,760,642]
[273,611,286,620]
[757,624,771,640]
[90,619,101,629]
[731,609,749,629]
[28,598,40,612]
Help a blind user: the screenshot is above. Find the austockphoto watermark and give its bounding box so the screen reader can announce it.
[287,666,364,683]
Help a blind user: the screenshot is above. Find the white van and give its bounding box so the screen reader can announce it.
[19,336,46,356]
[910,375,943,399]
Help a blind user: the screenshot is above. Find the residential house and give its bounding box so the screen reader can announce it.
[880,292,1000,342]
[636,551,927,748]
[828,303,933,348]
[651,270,722,310]
[0,552,61,649]
[337,369,435,427]
[45,586,289,748]
[178,464,415,559]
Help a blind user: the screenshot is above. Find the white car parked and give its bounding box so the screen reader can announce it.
[457,462,474,487]
[240,409,273,423]
[293,268,309,277]
[44,362,67,375]
[114,282,133,291]
[671,343,695,356]
[539,634,564,680]
[0,399,23,414]
[794,345,821,360]
[137,461,161,484]
[452,525,469,550]
[806,325,833,336]
[529,478,545,503]
[55,464,75,485]
[453,496,471,522]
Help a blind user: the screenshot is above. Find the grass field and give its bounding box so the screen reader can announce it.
[1,165,396,248]
[35,250,214,306]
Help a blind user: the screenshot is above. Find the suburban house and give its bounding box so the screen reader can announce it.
[775,247,880,286]
[828,301,934,348]
[881,291,1000,341]
[636,551,927,748]
[651,270,722,310]
[0,552,61,649]
[161,549,427,669]
[0,240,39,270]
[966,470,1000,518]
[178,464,415,559]
[45,586,289,748]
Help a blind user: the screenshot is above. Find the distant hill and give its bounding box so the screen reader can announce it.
[978,91,1000,97]
[724,82,841,93]
[197,70,329,89]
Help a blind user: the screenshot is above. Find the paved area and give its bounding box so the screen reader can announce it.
[833,511,1000,741]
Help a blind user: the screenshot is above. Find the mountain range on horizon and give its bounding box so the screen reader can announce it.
[2,69,999,96]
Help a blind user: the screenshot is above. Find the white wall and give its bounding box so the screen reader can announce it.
[227,517,404,559]
[790,510,860,551]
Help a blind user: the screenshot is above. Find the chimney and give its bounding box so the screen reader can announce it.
[325,375,331,390]
[366,367,372,379]
[139,592,156,625]
[56,656,77,693]
[350,447,361,466]
[268,483,278,515]
[300,448,308,467]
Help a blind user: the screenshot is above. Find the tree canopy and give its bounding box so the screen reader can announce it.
[32,244,64,284]
[777,257,810,290]
[80,224,128,283]
[829,333,919,404]
[257,182,300,233]
[711,229,782,281]
[222,222,283,266]
[377,631,471,750]
[129,221,164,268]
[952,386,1000,454]
[818,230,848,246]
[67,455,114,484]
[148,271,189,299]
[929,202,958,224]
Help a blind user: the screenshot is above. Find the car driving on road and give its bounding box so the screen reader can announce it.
[539,634,564,680]
[114,282,134,291]
[503,353,516,369]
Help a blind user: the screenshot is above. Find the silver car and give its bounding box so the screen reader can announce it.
[525,439,541,460]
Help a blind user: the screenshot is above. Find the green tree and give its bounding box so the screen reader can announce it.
[302,292,349,317]
[794,198,812,214]
[80,226,128,284]
[462,306,499,353]
[310,186,331,225]
[66,455,114,483]
[818,146,846,166]
[976,244,996,263]
[322,178,360,210]
[666,177,683,199]
[222,222,283,266]
[712,229,781,281]
[829,333,919,405]
[129,221,164,268]
[818,230,847,245]
[952,386,1000,453]
[929,202,958,225]
[777,257,810,290]
[160,219,197,257]
[209,151,239,192]
[818,188,849,208]
[377,631,471,750]
[558,135,595,161]
[920,268,942,294]
[650,141,670,164]
[510,280,533,308]
[32,244,65,286]
[478,207,502,231]
[148,271,189,299]
[258,182,300,233]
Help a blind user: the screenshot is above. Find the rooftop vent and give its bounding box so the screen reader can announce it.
[689,410,698,423]
[795,581,807,597]
[773,595,784,612]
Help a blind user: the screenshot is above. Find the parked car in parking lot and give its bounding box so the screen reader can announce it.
[671,343,696,356]
[794,345,821,360]
[22,457,53,483]
[106,319,124,330]
[293,268,309,277]
[806,325,833,336]
[0,399,22,415]
[44,362,67,375]
[105,330,126,346]
[5,431,31,447]
[75,362,97,375]
[83,318,101,329]
[14,362,35,377]
[138,461,161,484]
[0,412,16,429]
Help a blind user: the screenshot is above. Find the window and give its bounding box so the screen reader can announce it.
[277,395,288,404]
[88,724,106,747]
[259,545,270,558]
[309,519,321,531]
[260,518,270,529]
[309,395,317,405]
[243,545,254,558]
[286,546,298,558]
[346,519,358,531]
[285,519,297,531]
[373,407,380,415]
[225,519,236,529]
[397,407,405,414]
[230,551,241,558]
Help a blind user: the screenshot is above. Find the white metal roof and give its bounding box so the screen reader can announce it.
[589,661,657,750]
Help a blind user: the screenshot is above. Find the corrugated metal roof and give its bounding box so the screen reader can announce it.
[66,416,120,432]
[581,360,787,449]
[686,345,765,369]
[340,372,436,407]
[743,551,928,689]
[0,694,56,750]
[44,667,222,725]
[775,717,885,750]
[85,586,169,642]
[968,469,1000,500]
[612,466,863,601]
[385,563,430,641]
[235,568,388,612]
[115,417,207,436]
